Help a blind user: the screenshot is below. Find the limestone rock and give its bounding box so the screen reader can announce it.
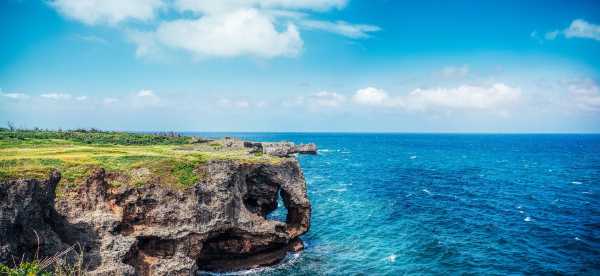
[0,158,311,275]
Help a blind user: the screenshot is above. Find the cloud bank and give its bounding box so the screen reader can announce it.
[352,83,522,112]
[49,0,378,59]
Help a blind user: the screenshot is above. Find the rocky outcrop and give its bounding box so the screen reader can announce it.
[259,142,318,157]
[0,171,66,265]
[0,158,311,275]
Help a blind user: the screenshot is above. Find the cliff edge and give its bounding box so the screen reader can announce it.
[0,131,315,275]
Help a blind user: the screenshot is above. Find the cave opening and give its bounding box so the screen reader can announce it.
[242,171,288,222]
[266,190,288,223]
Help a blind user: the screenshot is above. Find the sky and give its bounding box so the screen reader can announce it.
[1,0,600,132]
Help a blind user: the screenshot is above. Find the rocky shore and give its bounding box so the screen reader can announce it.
[0,137,316,275]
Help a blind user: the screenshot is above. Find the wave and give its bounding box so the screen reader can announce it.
[197,251,302,276]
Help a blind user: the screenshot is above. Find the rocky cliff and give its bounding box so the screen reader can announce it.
[0,156,311,275]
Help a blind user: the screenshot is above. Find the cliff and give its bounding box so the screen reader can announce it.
[0,131,315,275]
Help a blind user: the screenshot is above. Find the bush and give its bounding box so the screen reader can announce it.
[0,261,51,276]
[0,129,193,146]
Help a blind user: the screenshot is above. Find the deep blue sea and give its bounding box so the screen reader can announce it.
[190,133,600,275]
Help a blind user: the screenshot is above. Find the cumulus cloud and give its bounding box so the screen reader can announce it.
[40,93,72,100]
[352,87,389,106]
[544,19,600,41]
[0,92,30,100]
[50,0,376,59]
[353,83,522,112]
[150,9,302,58]
[299,20,380,38]
[50,0,164,25]
[405,83,521,111]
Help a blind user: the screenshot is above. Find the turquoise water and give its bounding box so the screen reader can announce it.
[194,133,600,275]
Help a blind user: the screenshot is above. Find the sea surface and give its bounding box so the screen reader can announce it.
[189,133,600,275]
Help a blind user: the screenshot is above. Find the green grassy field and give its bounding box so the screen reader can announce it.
[0,129,279,191]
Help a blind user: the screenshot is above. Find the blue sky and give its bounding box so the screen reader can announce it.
[1,0,600,132]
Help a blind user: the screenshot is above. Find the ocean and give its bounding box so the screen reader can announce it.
[190,133,600,275]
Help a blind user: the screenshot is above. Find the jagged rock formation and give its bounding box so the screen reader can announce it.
[238,139,318,157]
[259,142,318,157]
[0,171,67,265]
[0,158,311,275]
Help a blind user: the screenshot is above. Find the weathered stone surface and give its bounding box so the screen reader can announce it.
[0,158,311,275]
[295,143,318,154]
[0,171,65,264]
[260,142,318,157]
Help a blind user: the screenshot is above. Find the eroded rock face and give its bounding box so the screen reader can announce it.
[0,171,65,264]
[0,159,311,275]
[260,142,318,157]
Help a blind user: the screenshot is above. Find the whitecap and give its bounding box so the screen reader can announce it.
[524,216,532,222]
[571,181,583,185]
[422,189,432,195]
[574,237,581,241]
[197,251,302,275]
[409,155,417,159]
[386,254,397,263]
[519,211,524,214]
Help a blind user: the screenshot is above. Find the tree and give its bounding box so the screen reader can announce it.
[7,121,15,131]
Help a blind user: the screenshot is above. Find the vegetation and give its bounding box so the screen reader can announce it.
[0,128,192,145]
[0,261,51,276]
[0,128,280,191]
[0,244,84,276]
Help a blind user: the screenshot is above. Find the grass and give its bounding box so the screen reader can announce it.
[0,243,85,276]
[0,129,281,191]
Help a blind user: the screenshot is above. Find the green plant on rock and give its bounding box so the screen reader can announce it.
[0,261,51,276]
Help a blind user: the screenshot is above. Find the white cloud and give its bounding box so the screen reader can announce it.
[440,65,469,78]
[135,89,161,106]
[0,92,30,100]
[51,0,375,59]
[50,0,164,25]
[564,19,600,41]
[567,79,600,111]
[310,91,346,107]
[299,20,380,38]
[40,93,72,100]
[175,0,347,14]
[405,83,521,111]
[147,9,303,58]
[352,87,389,106]
[544,19,600,41]
[353,83,522,112]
